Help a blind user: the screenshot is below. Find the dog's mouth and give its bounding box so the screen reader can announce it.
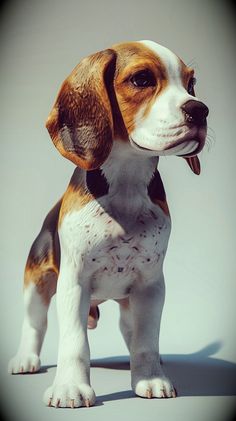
[130,137,200,156]
[130,127,206,157]
[165,139,202,157]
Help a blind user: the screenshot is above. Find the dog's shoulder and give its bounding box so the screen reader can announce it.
[58,167,109,227]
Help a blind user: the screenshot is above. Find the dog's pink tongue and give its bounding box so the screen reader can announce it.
[184,156,201,175]
[87,306,100,329]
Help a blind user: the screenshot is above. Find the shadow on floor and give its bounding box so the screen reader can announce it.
[42,342,236,400]
[91,342,236,398]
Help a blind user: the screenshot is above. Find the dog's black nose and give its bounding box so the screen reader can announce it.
[181,100,209,125]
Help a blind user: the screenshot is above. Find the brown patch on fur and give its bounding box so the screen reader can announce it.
[179,60,195,93]
[23,200,61,304]
[113,42,169,134]
[46,50,116,170]
[35,271,57,305]
[154,199,170,216]
[59,166,110,227]
[24,256,58,305]
[58,184,94,227]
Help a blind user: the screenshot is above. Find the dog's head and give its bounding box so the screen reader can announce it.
[46,40,208,174]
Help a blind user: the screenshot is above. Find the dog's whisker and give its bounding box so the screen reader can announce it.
[204,126,216,152]
[186,58,199,71]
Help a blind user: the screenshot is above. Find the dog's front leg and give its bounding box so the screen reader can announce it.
[130,275,176,399]
[43,256,95,408]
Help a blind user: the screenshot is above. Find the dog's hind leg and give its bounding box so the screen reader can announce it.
[8,201,61,374]
[117,298,133,351]
[87,306,100,329]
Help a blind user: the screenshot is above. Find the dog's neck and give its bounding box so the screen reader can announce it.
[100,140,158,221]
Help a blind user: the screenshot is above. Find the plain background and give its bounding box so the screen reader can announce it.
[1,0,236,420]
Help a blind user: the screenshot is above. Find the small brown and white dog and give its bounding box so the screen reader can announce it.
[9,40,208,407]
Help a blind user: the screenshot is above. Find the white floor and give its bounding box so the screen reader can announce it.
[2,352,236,421]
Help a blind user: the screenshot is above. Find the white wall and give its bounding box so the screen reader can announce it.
[1,0,235,368]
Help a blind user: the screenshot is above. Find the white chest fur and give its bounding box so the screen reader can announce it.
[59,199,171,300]
[59,142,171,301]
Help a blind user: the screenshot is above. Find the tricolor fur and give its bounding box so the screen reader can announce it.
[9,40,208,407]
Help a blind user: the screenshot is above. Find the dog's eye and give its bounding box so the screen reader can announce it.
[187,77,196,95]
[130,70,156,88]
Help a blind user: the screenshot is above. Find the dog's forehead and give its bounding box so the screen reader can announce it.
[140,40,182,80]
[113,40,183,80]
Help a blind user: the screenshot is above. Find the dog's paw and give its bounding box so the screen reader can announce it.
[43,383,96,408]
[8,353,41,374]
[134,377,177,399]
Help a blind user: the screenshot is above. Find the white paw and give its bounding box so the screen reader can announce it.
[43,383,96,408]
[134,377,177,399]
[8,353,41,374]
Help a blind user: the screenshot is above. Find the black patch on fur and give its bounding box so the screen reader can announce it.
[26,200,61,270]
[147,170,166,202]
[86,169,109,197]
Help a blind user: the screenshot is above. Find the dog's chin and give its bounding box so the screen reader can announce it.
[161,140,200,156]
[130,127,207,157]
[130,137,200,156]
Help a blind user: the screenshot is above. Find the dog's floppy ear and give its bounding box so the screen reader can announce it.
[46,49,117,170]
[184,156,201,175]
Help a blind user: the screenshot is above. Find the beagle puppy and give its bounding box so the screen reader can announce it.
[9,40,208,407]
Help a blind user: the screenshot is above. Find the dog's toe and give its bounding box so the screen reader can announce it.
[8,353,41,374]
[135,377,176,399]
[43,383,96,408]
